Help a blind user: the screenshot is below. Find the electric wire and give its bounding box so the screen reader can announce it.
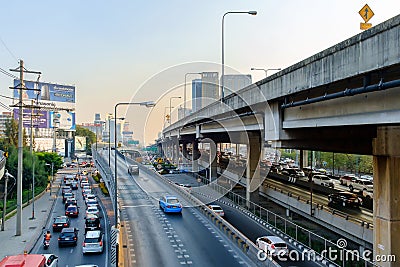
[0,36,18,62]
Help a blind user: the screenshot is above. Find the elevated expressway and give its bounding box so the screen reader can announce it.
[161,14,400,266]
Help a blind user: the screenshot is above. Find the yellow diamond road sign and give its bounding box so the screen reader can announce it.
[359,4,374,23]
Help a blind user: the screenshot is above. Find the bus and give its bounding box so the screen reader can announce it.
[0,253,58,267]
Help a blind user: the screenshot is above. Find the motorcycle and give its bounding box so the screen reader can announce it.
[43,239,50,249]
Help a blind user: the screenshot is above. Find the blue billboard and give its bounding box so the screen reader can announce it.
[13,80,75,103]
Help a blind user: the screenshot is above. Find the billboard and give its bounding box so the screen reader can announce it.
[13,109,48,128]
[75,136,86,151]
[13,79,75,103]
[49,110,76,130]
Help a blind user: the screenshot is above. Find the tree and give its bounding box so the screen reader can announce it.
[3,118,27,147]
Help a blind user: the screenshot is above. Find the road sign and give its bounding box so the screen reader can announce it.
[360,22,372,30]
[359,4,374,23]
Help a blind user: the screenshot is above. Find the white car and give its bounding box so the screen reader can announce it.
[256,236,289,257]
[42,254,58,267]
[82,230,104,254]
[208,204,225,217]
[349,178,373,192]
[312,174,335,188]
[85,194,97,203]
[86,206,100,217]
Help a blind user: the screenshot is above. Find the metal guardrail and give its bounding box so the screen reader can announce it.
[188,172,378,267]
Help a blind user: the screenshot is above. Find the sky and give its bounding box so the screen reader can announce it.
[0,1,398,145]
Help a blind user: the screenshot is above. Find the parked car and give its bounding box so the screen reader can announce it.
[208,204,225,217]
[159,195,182,213]
[82,230,104,254]
[58,227,79,247]
[339,174,356,186]
[312,174,335,188]
[52,216,70,232]
[65,205,79,217]
[256,236,289,257]
[328,192,362,208]
[84,214,101,233]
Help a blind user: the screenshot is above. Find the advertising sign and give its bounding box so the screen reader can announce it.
[75,136,86,151]
[49,110,76,130]
[13,108,48,128]
[13,79,75,103]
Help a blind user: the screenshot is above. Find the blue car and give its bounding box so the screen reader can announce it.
[159,196,182,213]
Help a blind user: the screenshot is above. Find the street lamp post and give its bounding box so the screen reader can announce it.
[250,67,281,77]
[109,117,124,167]
[221,11,257,101]
[169,96,181,125]
[114,101,155,227]
[184,72,201,117]
[45,162,54,196]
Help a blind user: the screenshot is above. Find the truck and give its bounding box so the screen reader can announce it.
[128,164,139,175]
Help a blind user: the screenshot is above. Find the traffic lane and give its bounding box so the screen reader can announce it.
[132,167,255,266]
[166,207,254,267]
[32,176,108,267]
[215,201,322,267]
[118,172,187,267]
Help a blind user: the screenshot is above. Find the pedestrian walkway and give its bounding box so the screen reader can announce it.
[0,172,62,260]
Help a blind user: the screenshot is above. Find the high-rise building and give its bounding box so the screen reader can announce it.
[201,72,219,108]
[192,79,202,112]
[0,112,12,137]
[222,74,252,96]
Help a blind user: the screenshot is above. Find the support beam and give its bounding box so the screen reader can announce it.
[246,133,262,207]
[372,126,400,267]
[209,141,217,182]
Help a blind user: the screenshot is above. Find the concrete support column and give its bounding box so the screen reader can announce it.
[209,141,217,182]
[176,141,180,167]
[372,126,400,267]
[192,140,199,173]
[299,149,308,169]
[246,133,262,208]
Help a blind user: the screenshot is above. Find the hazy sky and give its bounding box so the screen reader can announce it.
[0,1,398,144]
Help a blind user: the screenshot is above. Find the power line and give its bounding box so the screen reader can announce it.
[0,36,18,62]
[0,67,17,79]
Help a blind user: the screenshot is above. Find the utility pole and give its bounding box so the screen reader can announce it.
[10,60,41,236]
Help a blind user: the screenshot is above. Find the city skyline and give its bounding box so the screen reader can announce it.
[0,1,398,144]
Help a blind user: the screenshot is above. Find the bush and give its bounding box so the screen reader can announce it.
[99,182,109,196]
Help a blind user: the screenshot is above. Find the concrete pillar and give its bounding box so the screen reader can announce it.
[209,141,217,182]
[246,133,262,207]
[299,149,308,169]
[372,126,400,267]
[192,140,199,173]
[176,141,180,167]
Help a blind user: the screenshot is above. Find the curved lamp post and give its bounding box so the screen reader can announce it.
[114,101,155,227]
[250,67,281,77]
[221,11,257,101]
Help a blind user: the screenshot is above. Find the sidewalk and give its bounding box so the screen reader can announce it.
[0,172,62,260]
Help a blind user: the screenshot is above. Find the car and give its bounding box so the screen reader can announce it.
[312,174,335,188]
[65,198,78,209]
[75,265,99,267]
[65,205,79,217]
[159,195,182,213]
[85,194,97,203]
[86,200,98,208]
[340,174,356,186]
[58,227,79,247]
[52,216,70,232]
[65,179,74,186]
[82,230,104,254]
[42,254,58,267]
[61,186,72,196]
[63,192,74,203]
[86,206,100,217]
[349,178,373,192]
[256,236,289,257]
[281,167,305,178]
[71,181,79,190]
[82,186,91,197]
[128,164,139,175]
[328,192,363,208]
[208,204,225,217]
[85,214,101,233]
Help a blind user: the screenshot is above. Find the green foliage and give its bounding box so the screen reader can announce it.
[3,118,27,147]
[35,152,63,175]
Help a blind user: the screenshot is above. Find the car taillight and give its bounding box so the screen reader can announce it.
[64,223,68,226]
[271,244,275,249]
[58,238,61,240]
[74,237,77,240]
[167,205,171,208]
[99,241,103,246]
[83,242,86,247]
[52,224,56,227]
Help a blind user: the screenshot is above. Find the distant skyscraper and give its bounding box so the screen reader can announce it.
[222,74,252,96]
[94,113,101,122]
[201,72,219,108]
[192,79,202,112]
